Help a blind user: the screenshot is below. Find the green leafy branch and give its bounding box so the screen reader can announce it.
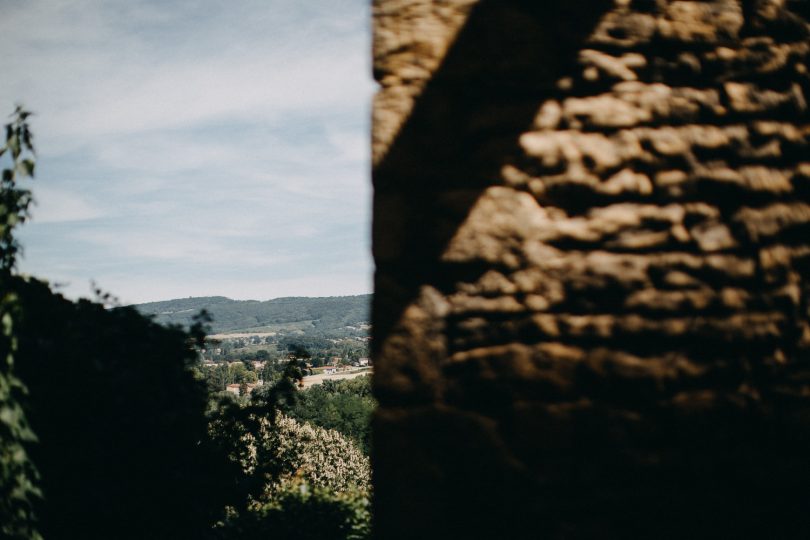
[0,104,41,539]
[0,105,36,273]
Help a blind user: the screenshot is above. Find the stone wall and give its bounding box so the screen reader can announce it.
[371,1,810,538]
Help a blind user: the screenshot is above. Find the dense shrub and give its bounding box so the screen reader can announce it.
[218,481,371,540]
[286,375,375,454]
[258,413,370,495]
[208,390,370,501]
[12,278,236,539]
[207,379,372,539]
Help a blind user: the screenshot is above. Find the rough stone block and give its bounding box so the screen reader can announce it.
[657,0,744,44]
[373,0,810,537]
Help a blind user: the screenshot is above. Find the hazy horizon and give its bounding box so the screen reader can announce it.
[133,291,372,306]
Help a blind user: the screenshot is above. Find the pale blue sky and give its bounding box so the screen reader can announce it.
[0,0,374,303]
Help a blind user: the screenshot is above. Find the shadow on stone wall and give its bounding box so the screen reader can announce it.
[373,0,611,359]
[372,1,810,538]
[372,1,611,538]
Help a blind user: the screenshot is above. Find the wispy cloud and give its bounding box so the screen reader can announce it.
[2,0,374,303]
[30,186,106,223]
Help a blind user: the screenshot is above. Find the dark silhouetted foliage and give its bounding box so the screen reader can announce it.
[216,481,371,540]
[11,278,237,539]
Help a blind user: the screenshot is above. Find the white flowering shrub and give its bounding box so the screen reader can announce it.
[207,379,372,539]
[252,413,370,496]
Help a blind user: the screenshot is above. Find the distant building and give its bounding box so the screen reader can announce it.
[358,357,370,367]
[225,382,261,396]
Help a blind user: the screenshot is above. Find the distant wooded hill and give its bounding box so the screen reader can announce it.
[134,295,371,335]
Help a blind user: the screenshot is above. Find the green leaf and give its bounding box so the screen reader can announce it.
[16,160,34,178]
[8,134,20,160]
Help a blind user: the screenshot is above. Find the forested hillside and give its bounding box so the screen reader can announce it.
[134,294,371,335]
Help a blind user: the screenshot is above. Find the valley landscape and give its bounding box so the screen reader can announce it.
[136,294,372,390]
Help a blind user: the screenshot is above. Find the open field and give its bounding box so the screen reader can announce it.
[208,332,277,340]
[301,369,372,389]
